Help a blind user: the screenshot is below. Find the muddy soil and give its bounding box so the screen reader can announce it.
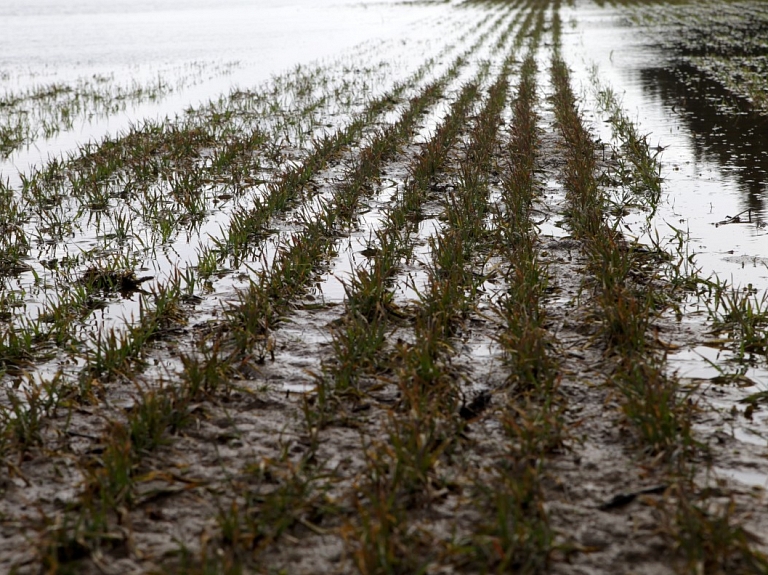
[2,0,768,574]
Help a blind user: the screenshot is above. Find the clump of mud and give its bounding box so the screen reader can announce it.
[78,268,153,293]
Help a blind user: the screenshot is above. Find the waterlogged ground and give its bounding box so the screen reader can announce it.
[3,0,768,573]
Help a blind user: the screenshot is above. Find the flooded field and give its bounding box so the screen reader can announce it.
[2,0,768,573]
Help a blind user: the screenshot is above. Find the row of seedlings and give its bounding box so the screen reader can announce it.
[3,15,516,574]
[194,8,534,572]
[31,271,197,569]
[0,62,249,158]
[103,14,524,572]
[0,16,500,398]
[0,8,512,391]
[548,7,768,573]
[467,14,563,571]
[212,5,519,267]
[320,0,535,403]
[337,8,549,572]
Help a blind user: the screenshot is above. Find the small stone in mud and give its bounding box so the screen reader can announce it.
[0,257,33,276]
[459,390,492,421]
[579,529,610,550]
[599,485,667,511]
[79,267,153,293]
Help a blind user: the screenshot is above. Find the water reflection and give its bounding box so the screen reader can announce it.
[639,63,768,217]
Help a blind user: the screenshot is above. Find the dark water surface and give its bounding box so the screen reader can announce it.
[562,2,768,293]
[641,63,768,217]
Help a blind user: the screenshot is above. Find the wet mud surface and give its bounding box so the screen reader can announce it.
[3,0,768,573]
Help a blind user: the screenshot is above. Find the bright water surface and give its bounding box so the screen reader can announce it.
[0,0,443,175]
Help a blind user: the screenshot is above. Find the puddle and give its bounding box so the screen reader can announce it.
[670,341,768,383]
[396,217,444,305]
[560,2,768,293]
[639,64,768,217]
[537,179,570,240]
[550,1,768,465]
[319,182,397,305]
[0,0,467,181]
[714,466,768,489]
